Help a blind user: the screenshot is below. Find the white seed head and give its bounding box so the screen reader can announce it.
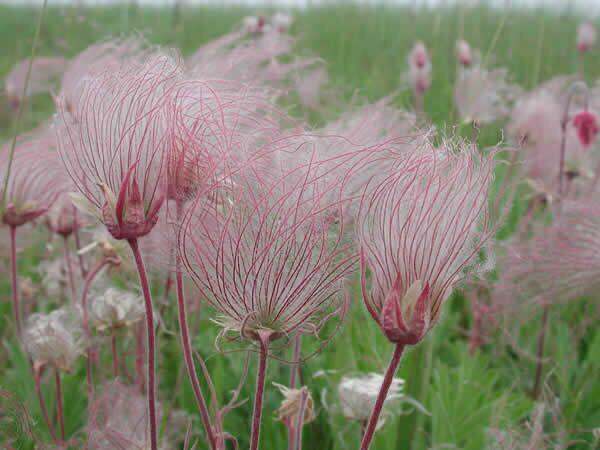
[274,383,316,424]
[23,307,83,372]
[89,287,145,332]
[337,373,404,428]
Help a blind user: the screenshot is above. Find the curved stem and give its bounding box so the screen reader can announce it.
[250,333,271,450]
[175,246,217,449]
[128,238,159,450]
[34,369,57,443]
[360,343,405,450]
[54,370,65,442]
[81,258,110,398]
[8,225,21,334]
[111,334,119,378]
[533,305,550,400]
[63,236,76,303]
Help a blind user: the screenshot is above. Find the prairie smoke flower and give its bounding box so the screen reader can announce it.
[456,39,474,67]
[243,15,267,34]
[87,382,169,450]
[358,146,493,346]
[356,146,493,449]
[89,287,145,333]
[23,307,84,372]
[497,199,600,308]
[46,194,82,237]
[271,12,293,32]
[454,66,521,125]
[1,127,68,227]
[577,22,596,53]
[274,383,316,424]
[293,65,328,109]
[572,109,599,148]
[180,156,354,341]
[4,57,66,108]
[406,41,431,93]
[58,38,147,118]
[338,374,404,429]
[57,52,181,240]
[38,258,69,299]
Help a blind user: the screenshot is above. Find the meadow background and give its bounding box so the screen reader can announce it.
[0,2,599,449]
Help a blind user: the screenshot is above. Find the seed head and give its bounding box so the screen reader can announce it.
[89,287,145,333]
[4,57,66,109]
[274,383,315,425]
[577,22,596,53]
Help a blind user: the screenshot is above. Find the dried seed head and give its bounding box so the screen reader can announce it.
[23,307,84,372]
[338,374,404,428]
[89,287,145,333]
[274,383,315,424]
[38,258,69,299]
[577,22,596,53]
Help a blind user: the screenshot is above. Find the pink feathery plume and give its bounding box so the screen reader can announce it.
[293,65,329,110]
[271,12,293,33]
[58,37,148,119]
[4,57,67,109]
[87,381,162,450]
[1,125,69,227]
[496,198,600,310]
[56,51,181,240]
[454,65,521,125]
[357,144,494,346]
[404,41,431,114]
[180,146,355,342]
[577,22,596,53]
[356,143,494,449]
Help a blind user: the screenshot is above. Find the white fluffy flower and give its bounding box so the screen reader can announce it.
[337,373,404,428]
[23,307,83,372]
[89,287,145,332]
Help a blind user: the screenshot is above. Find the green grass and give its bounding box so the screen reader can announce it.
[1,2,600,449]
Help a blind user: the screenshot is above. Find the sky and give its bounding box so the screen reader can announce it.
[0,0,598,8]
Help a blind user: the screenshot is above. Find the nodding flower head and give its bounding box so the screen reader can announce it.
[46,194,82,237]
[56,52,182,240]
[1,126,68,227]
[22,307,83,373]
[357,145,494,345]
[406,41,431,95]
[58,38,148,119]
[243,15,267,34]
[577,22,596,53]
[4,57,66,108]
[271,12,293,32]
[180,144,356,343]
[456,40,473,67]
[87,381,165,450]
[572,109,599,148]
[89,287,145,333]
[454,66,521,125]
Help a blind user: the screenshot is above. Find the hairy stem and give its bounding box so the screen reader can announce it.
[111,334,119,378]
[360,343,405,450]
[250,333,271,450]
[54,370,65,442]
[128,238,159,450]
[287,335,303,450]
[63,236,77,303]
[8,225,21,334]
[292,389,309,450]
[175,202,218,450]
[34,369,57,443]
[533,305,550,400]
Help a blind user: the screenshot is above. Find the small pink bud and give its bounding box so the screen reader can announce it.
[572,110,599,148]
[456,40,473,67]
[577,22,596,53]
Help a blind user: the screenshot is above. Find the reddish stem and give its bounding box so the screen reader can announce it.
[286,335,302,450]
[128,238,159,450]
[34,369,57,443]
[63,236,77,303]
[292,389,309,450]
[54,370,65,442]
[175,204,218,450]
[81,258,111,398]
[360,343,405,450]
[111,333,119,378]
[533,305,549,400]
[250,333,271,450]
[8,225,21,334]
